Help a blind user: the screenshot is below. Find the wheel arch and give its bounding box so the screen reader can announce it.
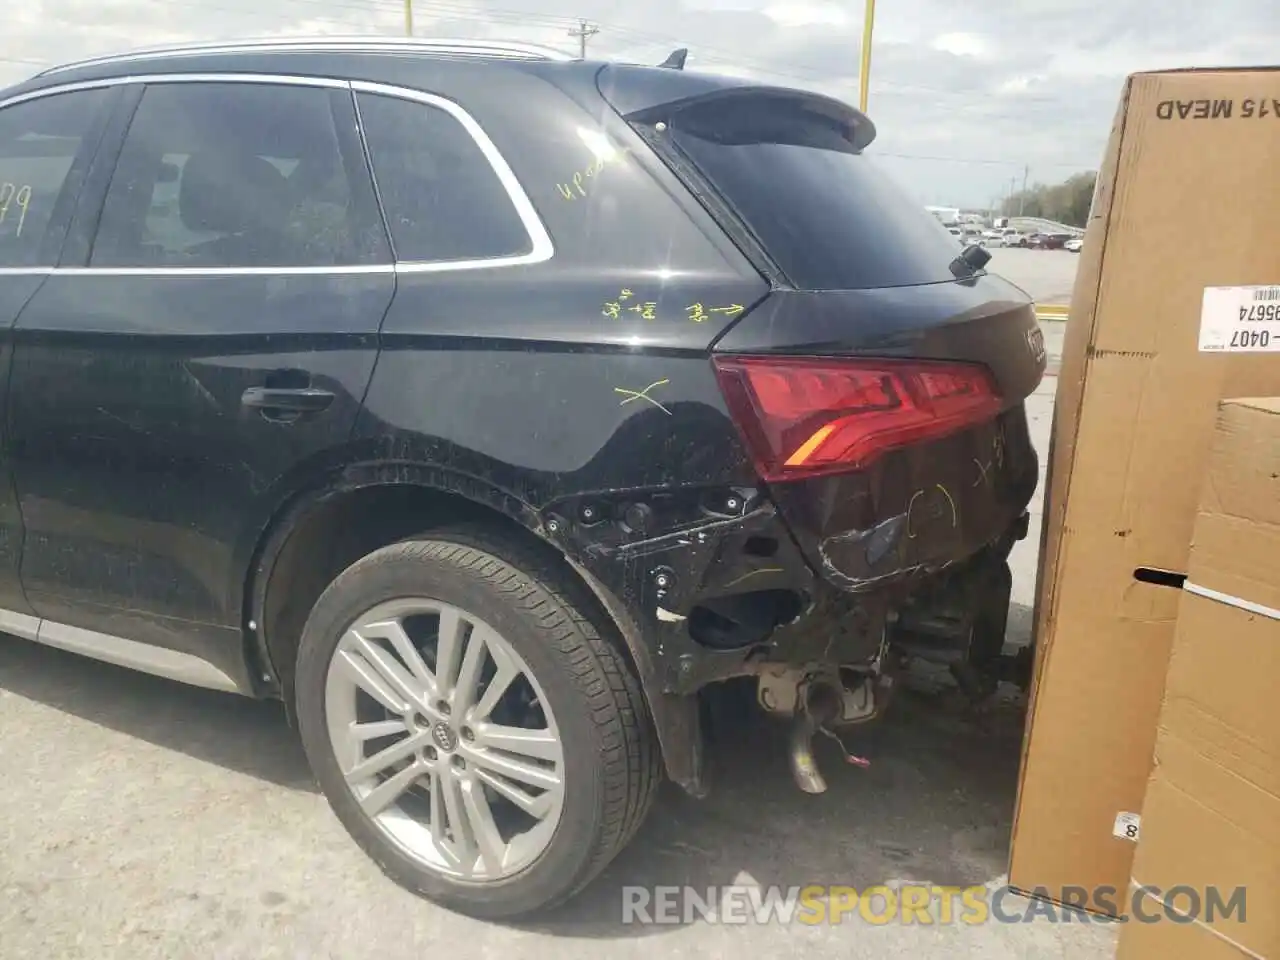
[241,460,692,788]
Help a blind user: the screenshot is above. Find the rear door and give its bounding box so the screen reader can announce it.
[8,75,393,688]
[0,83,119,630]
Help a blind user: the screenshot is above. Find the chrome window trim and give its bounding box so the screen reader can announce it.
[0,72,348,112]
[0,73,554,275]
[351,79,554,273]
[37,37,574,77]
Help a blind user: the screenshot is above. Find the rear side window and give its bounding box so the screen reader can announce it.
[91,82,387,268]
[0,88,108,267]
[665,96,965,290]
[356,92,532,264]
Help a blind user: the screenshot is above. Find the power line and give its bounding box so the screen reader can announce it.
[3,0,1082,113]
[117,0,1069,104]
[365,2,1079,110]
[539,14,1059,102]
[0,0,1112,147]
[873,151,1098,170]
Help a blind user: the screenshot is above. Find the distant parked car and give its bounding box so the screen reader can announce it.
[1029,233,1069,250]
[1002,231,1028,248]
[1065,237,1083,252]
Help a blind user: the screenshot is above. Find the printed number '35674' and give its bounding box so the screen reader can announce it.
[1239,303,1280,322]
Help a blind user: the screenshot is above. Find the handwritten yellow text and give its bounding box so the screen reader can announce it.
[603,288,658,321]
[555,131,635,201]
[599,293,747,323]
[686,302,745,322]
[0,182,32,237]
[556,155,608,200]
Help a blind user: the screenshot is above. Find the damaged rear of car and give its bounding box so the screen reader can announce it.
[572,65,1045,795]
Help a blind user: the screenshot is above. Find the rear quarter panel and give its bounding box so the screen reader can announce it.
[359,59,769,506]
[350,63,809,751]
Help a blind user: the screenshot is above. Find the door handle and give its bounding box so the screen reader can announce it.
[241,386,335,415]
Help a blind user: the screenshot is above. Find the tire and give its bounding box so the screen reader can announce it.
[294,527,660,919]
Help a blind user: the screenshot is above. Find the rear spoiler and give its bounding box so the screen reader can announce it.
[595,63,876,150]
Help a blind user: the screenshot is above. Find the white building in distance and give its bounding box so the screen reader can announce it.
[925,205,961,225]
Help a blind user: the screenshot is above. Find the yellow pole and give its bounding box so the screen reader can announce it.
[858,0,876,113]
[404,0,413,36]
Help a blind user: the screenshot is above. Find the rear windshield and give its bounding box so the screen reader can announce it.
[665,96,965,290]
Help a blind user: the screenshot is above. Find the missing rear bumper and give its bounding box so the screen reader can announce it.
[545,486,1030,796]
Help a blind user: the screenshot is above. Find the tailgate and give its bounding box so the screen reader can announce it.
[716,286,1043,592]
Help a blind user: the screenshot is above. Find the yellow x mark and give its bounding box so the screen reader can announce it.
[614,378,671,415]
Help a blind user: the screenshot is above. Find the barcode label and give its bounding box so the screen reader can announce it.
[1200,285,1280,352]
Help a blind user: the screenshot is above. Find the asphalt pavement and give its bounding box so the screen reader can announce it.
[0,312,1108,959]
[986,247,1079,306]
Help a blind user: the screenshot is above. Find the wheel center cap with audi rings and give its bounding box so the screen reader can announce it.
[431,721,459,752]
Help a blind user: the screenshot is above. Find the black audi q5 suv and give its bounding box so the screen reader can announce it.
[0,36,1044,918]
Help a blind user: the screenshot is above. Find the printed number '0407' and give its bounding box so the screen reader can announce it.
[1230,329,1271,349]
[0,182,32,237]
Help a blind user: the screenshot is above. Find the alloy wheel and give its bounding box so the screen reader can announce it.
[323,597,564,881]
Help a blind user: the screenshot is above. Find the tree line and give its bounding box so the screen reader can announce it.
[1001,171,1097,227]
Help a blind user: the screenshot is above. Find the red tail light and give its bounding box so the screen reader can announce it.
[712,355,1003,482]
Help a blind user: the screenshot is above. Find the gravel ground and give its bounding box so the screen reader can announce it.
[0,336,1114,959]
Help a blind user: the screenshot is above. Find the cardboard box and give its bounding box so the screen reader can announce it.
[1009,67,1280,915]
[1117,397,1280,959]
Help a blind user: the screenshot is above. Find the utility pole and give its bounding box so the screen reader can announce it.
[568,19,599,58]
[403,0,412,36]
[1018,164,1029,216]
[858,0,876,113]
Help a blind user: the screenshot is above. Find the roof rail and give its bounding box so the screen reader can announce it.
[37,36,576,76]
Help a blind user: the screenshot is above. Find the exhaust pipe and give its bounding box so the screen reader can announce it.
[788,679,874,793]
[789,707,826,793]
[788,681,841,793]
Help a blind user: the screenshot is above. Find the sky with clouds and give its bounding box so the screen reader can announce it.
[2,0,1276,208]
